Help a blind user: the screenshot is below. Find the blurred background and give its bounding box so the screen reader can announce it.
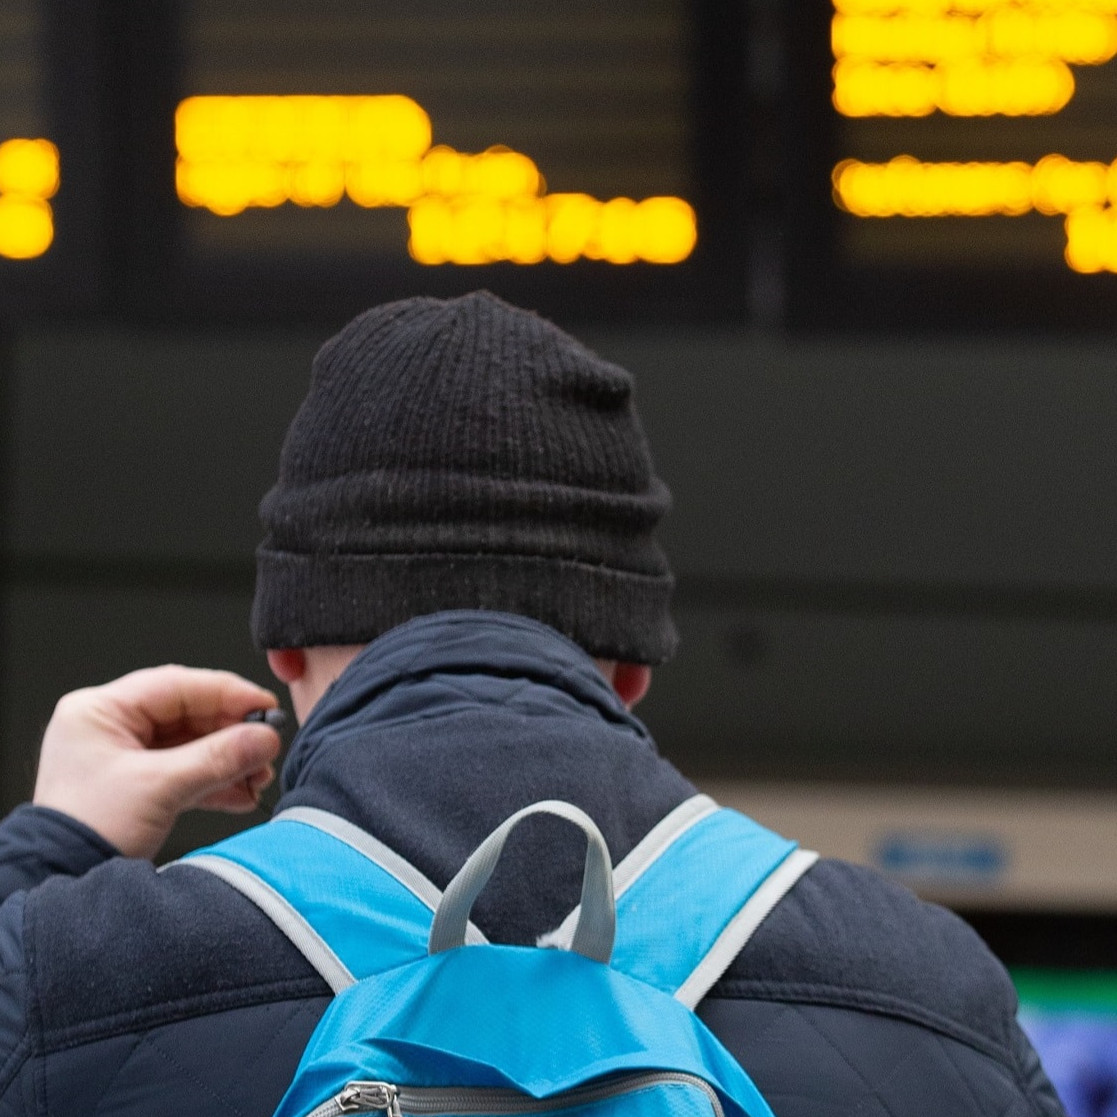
[2,0,1117,1103]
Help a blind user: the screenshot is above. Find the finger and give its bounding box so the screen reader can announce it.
[101,666,278,741]
[144,721,282,811]
[249,765,276,795]
[196,765,275,813]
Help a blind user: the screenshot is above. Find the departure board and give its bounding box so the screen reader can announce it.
[0,0,730,324]
[0,0,56,262]
[176,0,697,270]
[805,0,1117,325]
[15,0,1116,327]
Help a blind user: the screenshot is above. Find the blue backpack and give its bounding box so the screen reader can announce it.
[183,796,816,1117]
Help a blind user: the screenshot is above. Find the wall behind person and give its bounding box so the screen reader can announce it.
[0,328,317,853]
[3,324,1117,857]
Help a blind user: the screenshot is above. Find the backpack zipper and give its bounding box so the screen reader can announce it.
[312,1071,726,1117]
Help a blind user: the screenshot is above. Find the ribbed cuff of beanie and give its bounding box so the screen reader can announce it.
[251,549,678,665]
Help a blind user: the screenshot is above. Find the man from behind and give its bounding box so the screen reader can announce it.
[0,292,1064,1115]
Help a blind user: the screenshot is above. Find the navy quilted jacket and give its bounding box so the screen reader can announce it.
[0,611,1065,1116]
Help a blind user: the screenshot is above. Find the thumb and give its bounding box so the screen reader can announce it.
[151,723,282,811]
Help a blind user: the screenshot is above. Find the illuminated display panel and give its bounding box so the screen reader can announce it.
[0,0,55,261]
[0,0,103,316]
[175,0,697,289]
[796,0,1117,327]
[174,95,696,265]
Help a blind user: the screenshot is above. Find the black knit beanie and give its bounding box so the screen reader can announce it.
[251,291,677,664]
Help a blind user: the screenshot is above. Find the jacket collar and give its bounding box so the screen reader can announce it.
[280,610,646,792]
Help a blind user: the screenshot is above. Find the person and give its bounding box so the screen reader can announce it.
[0,292,1064,1116]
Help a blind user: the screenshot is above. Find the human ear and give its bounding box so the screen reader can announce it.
[612,662,652,710]
[266,648,306,685]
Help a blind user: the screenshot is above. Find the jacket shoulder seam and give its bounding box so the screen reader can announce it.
[0,1030,31,1103]
[38,977,328,1054]
[706,980,1013,1068]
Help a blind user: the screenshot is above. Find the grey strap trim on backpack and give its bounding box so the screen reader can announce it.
[169,807,483,988]
[541,794,720,952]
[673,847,819,1009]
[185,853,356,994]
[274,805,487,945]
[536,794,818,1007]
[178,795,817,1004]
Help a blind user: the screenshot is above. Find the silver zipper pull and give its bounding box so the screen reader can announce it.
[336,1081,401,1115]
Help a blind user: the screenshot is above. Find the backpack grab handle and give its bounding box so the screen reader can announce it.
[428,800,616,963]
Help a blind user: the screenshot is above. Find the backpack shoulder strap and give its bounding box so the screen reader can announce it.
[163,807,484,991]
[672,843,818,1008]
[167,796,814,1009]
[546,795,818,1008]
